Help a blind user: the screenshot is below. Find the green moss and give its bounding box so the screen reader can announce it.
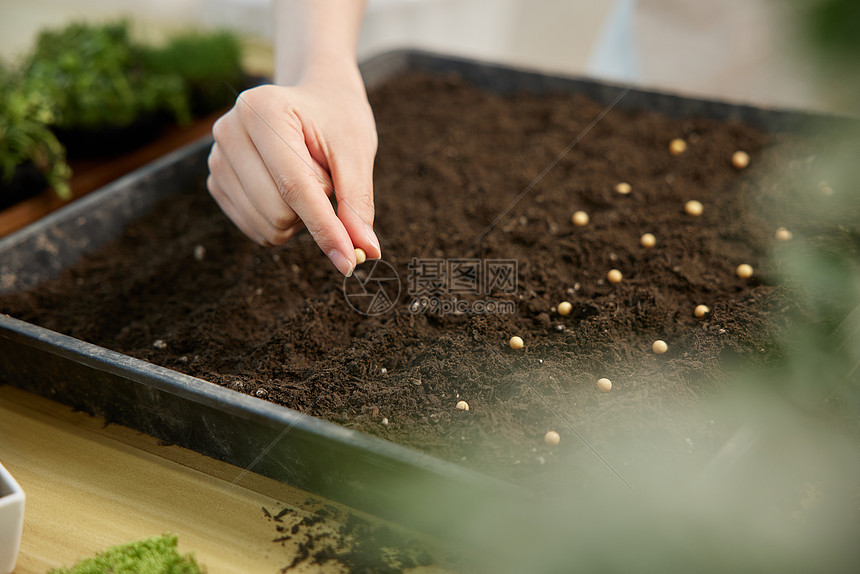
[48,534,202,574]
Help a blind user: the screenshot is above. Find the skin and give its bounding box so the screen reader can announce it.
[207,0,378,277]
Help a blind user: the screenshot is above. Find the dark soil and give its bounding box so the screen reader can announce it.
[0,72,832,488]
[262,499,439,573]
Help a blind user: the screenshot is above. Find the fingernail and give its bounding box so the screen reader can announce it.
[365,224,381,258]
[328,249,353,277]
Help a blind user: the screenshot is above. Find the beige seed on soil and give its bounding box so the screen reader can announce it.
[354,248,367,265]
[571,211,590,226]
[456,400,470,411]
[775,227,793,241]
[193,244,206,261]
[557,301,573,316]
[607,269,623,284]
[640,233,656,248]
[731,151,750,170]
[694,304,710,318]
[736,263,754,279]
[652,340,668,354]
[597,378,612,392]
[509,336,524,350]
[685,200,704,217]
[669,138,688,155]
[615,182,632,195]
[544,430,561,445]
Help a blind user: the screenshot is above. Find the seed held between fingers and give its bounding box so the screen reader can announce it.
[354,248,367,265]
[544,431,560,446]
[509,336,524,350]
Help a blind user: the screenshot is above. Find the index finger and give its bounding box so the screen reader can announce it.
[236,93,357,277]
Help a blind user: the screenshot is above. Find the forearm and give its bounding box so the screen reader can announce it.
[274,0,367,87]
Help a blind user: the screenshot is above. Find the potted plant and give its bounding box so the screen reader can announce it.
[23,21,191,157]
[0,64,71,209]
[142,29,247,116]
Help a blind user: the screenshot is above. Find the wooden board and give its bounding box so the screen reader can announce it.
[0,385,436,573]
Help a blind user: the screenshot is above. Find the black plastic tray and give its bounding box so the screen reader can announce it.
[0,50,847,532]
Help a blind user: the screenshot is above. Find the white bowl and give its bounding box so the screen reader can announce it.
[0,463,24,574]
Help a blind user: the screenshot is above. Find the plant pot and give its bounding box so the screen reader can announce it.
[0,462,25,574]
[52,111,166,159]
[0,162,48,211]
[187,74,269,117]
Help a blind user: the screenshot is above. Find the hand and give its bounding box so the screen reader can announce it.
[207,72,379,277]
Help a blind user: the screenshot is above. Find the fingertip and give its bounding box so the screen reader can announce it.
[328,248,355,277]
[364,223,382,259]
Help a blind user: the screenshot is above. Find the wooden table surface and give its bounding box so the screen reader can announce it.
[0,385,440,573]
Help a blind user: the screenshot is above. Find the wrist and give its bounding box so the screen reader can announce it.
[299,55,364,89]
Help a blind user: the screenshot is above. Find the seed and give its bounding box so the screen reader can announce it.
[775,227,793,241]
[193,244,206,261]
[669,138,687,155]
[694,304,710,318]
[509,336,524,350]
[354,248,367,265]
[652,340,668,354]
[456,400,470,411]
[571,211,590,226]
[597,378,612,392]
[544,430,561,446]
[736,263,754,279]
[381,417,389,426]
[607,269,623,284]
[152,339,167,350]
[557,301,573,316]
[685,200,703,217]
[731,151,750,170]
[615,182,632,195]
[640,233,656,248]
